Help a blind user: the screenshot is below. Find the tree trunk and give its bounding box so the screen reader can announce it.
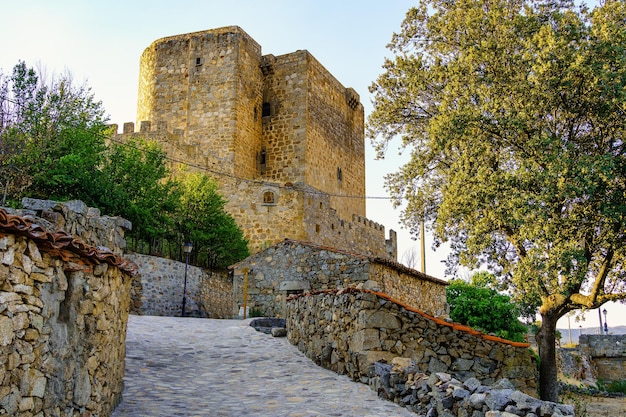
[537,313,559,402]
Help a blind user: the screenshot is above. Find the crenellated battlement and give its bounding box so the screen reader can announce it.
[112,27,394,260]
[109,121,183,136]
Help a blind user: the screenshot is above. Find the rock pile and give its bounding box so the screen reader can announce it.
[370,360,574,417]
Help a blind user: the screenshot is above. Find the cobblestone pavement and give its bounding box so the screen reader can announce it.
[111,315,416,417]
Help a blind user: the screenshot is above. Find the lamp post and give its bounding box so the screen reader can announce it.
[603,308,608,334]
[181,242,193,317]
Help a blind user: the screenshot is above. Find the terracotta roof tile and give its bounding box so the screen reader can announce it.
[288,287,530,348]
[0,208,138,276]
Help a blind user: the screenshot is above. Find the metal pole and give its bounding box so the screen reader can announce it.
[567,314,572,345]
[420,220,426,274]
[242,267,249,319]
[598,308,603,335]
[182,250,189,317]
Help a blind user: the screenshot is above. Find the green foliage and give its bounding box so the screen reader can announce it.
[446,278,528,342]
[596,379,626,395]
[0,62,108,202]
[368,0,626,400]
[176,172,249,269]
[97,137,179,245]
[1,61,250,270]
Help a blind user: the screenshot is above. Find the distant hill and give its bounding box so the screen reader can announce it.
[558,325,626,345]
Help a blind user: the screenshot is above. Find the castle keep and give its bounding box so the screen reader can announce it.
[113,26,396,259]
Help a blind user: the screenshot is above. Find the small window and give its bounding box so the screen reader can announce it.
[195,57,203,66]
[315,224,320,233]
[337,167,343,182]
[262,102,271,117]
[263,190,275,204]
[260,149,267,166]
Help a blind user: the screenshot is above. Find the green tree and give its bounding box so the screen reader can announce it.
[0,62,108,202]
[368,0,626,401]
[176,172,249,269]
[447,276,528,343]
[97,137,180,249]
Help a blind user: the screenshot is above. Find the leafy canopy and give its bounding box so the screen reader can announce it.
[446,275,528,343]
[368,0,626,401]
[176,172,249,269]
[0,62,108,201]
[0,62,250,269]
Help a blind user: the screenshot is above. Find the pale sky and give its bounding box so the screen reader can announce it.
[1,0,623,329]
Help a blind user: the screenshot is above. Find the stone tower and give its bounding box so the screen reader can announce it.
[116,26,396,259]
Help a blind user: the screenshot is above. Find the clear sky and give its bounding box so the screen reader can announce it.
[1,0,623,329]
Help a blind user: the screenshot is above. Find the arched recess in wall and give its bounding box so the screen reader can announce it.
[260,187,279,206]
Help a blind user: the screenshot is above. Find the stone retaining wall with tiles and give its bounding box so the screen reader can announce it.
[285,288,538,396]
[231,239,448,319]
[0,203,135,417]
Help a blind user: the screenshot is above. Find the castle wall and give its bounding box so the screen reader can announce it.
[304,54,366,220]
[260,53,308,183]
[137,27,264,176]
[302,187,394,258]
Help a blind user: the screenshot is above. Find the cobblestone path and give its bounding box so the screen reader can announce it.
[111,315,415,417]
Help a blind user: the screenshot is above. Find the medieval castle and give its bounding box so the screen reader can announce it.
[112,26,396,260]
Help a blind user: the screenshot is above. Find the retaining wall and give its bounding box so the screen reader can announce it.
[232,240,447,319]
[0,202,135,417]
[579,334,626,383]
[128,254,232,318]
[286,288,538,395]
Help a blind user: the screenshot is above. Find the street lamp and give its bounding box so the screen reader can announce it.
[603,308,608,334]
[181,242,193,317]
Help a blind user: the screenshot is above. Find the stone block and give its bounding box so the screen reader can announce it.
[0,315,14,346]
[278,280,310,291]
[350,328,381,351]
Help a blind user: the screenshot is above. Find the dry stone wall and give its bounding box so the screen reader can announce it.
[578,334,626,383]
[0,202,134,417]
[231,240,446,319]
[285,288,538,396]
[128,253,233,318]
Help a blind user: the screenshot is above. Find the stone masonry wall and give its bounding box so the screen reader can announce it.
[371,260,448,319]
[285,288,538,396]
[304,53,365,221]
[112,25,394,261]
[0,203,134,417]
[127,254,232,318]
[136,26,264,176]
[303,186,395,259]
[232,240,446,319]
[579,334,626,383]
[112,123,394,258]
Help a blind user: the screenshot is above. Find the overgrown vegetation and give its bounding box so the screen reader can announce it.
[446,273,528,342]
[0,61,249,269]
[596,379,626,395]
